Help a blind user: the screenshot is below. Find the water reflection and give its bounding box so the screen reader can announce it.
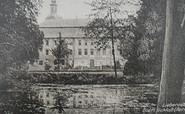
[33,84,155,114]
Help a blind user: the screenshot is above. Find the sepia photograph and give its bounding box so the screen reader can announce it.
[0,0,185,114]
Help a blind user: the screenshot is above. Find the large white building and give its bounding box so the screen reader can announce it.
[29,0,124,71]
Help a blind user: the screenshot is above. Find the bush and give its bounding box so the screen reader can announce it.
[27,73,158,84]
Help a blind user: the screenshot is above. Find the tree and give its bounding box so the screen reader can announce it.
[156,0,185,113]
[116,0,167,77]
[51,92,68,114]
[0,83,45,114]
[51,33,70,71]
[0,0,44,73]
[84,0,140,81]
[0,0,44,113]
[136,0,166,76]
[120,16,147,75]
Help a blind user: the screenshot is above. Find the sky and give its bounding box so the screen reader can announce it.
[37,0,94,23]
[37,0,140,24]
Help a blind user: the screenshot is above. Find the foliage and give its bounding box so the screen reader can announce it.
[135,0,166,76]
[121,0,166,75]
[0,89,45,114]
[52,40,70,59]
[84,0,155,75]
[0,69,45,114]
[0,0,45,113]
[120,16,147,75]
[0,0,44,73]
[83,0,167,76]
[51,92,68,114]
[52,39,71,70]
[27,72,159,84]
[83,0,139,49]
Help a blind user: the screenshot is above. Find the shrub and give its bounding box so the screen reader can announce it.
[27,73,158,84]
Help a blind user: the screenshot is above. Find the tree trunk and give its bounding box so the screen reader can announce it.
[156,0,185,114]
[109,7,118,84]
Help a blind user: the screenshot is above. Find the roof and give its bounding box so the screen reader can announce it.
[39,18,89,28]
[39,18,89,38]
[40,27,85,38]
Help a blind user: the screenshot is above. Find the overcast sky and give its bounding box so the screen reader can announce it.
[37,0,140,24]
[37,0,93,23]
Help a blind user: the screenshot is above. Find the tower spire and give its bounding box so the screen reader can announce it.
[46,0,58,19]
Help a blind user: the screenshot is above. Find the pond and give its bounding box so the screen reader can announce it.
[32,84,158,114]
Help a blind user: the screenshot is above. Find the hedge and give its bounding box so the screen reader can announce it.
[25,73,158,84]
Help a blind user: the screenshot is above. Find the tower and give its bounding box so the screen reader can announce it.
[46,0,58,19]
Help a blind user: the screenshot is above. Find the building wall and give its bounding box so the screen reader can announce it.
[29,27,124,71]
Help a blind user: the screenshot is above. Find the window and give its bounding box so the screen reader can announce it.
[84,49,88,55]
[54,40,57,45]
[39,61,43,65]
[51,7,54,13]
[61,59,65,65]
[46,49,49,55]
[90,49,94,55]
[70,49,72,55]
[78,40,81,45]
[90,59,94,67]
[78,49,82,55]
[40,95,43,99]
[46,92,49,97]
[47,100,50,105]
[85,41,88,46]
[96,49,101,55]
[103,48,106,55]
[91,42,94,45]
[120,50,123,55]
[46,40,49,45]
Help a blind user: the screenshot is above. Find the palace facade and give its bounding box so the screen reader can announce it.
[28,0,124,71]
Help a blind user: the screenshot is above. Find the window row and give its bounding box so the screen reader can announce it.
[44,48,109,56]
[45,40,73,46]
[38,59,49,65]
[78,48,107,55]
[78,49,94,55]
[46,39,94,46]
[78,40,94,46]
[45,49,72,55]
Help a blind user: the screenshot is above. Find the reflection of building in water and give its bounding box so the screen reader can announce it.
[73,92,105,108]
[36,87,74,108]
[35,87,122,109]
[39,90,55,106]
[73,89,121,108]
